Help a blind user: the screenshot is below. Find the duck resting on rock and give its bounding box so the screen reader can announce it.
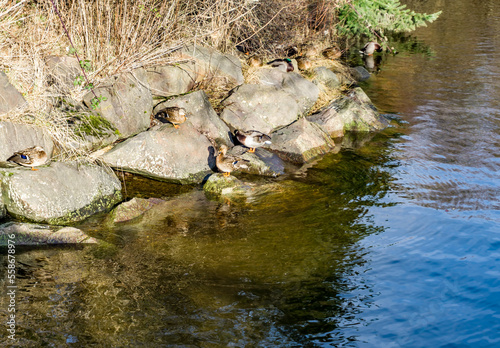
[216,144,250,177]
[155,106,186,129]
[360,41,383,56]
[267,58,294,72]
[7,146,47,171]
[234,130,272,153]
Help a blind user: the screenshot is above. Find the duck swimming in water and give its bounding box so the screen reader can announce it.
[7,146,48,171]
[216,144,250,177]
[234,130,272,153]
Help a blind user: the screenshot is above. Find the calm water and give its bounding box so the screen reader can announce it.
[1,0,500,346]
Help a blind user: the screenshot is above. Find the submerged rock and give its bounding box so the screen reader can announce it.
[269,118,335,163]
[309,87,389,137]
[83,68,153,139]
[0,162,122,225]
[203,173,250,197]
[153,90,232,145]
[0,71,26,115]
[0,222,97,245]
[109,197,165,224]
[220,84,299,134]
[101,124,213,184]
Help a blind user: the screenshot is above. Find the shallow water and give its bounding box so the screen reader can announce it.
[1,0,500,346]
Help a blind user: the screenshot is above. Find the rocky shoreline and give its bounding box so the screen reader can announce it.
[0,44,388,244]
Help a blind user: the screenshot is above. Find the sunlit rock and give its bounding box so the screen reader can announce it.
[311,66,342,91]
[45,55,81,93]
[0,222,97,245]
[0,71,26,115]
[145,62,198,97]
[225,145,285,177]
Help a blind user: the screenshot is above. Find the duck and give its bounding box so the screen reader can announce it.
[216,144,250,177]
[300,43,319,58]
[247,55,263,67]
[7,146,48,171]
[322,46,342,59]
[234,130,272,153]
[267,58,294,72]
[296,57,312,71]
[360,41,383,56]
[155,106,186,129]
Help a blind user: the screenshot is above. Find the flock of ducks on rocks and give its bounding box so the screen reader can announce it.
[6,41,383,176]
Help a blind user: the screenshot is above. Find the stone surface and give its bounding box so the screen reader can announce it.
[0,222,97,245]
[220,84,299,134]
[256,69,319,115]
[0,162,122,225]
[146,62,198,97]
[0,71,26,115]
[203,173,251,198]
[311,66,342,90]
[180,44,244,86]
[0,121,54,163]
[46,55,81,93]
[83,68,153,139]
[110,197,165,223]
[309,87,388,137]
[269,117,335,163]
[350,66,371,81]
[101,124,214,184]
[153,90,232,145]
[226,146,285,177]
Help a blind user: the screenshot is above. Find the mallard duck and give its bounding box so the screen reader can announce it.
[7,146,47,171]
[322,46,342,59]
[296,57,312,71]
[216,145,250,177]
[156,106,186,129]
[300,44,319,58]
[234,130,272,153]
[247,55,263,67]
[267,58,294,72]
[285,45,299,57]
[360,41,383,56]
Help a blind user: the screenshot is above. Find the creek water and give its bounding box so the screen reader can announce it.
[1,0,500,346]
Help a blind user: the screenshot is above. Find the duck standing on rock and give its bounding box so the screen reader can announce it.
[360,41,383,56]
[7,146,48,171]
[216,144,250,177]
[234,130,272,153]
[322,46,342,59]
[267,58,294,72]
[155,106,186,129]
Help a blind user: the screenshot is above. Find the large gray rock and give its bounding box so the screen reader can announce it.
[256,69,319,115]
[101,124,214,184]
[226,146,285,177]
[269,117,335,163]
[153,90,232,145]
[0,162,122,225]
[309,87,388,137]
[146,62,198,97]
[45,55,81,93]
[0,222,97,245]
[0,121,54,162]
[350,66,371,81]
[83,68,153,139]
[0,71,26,115]
[311,66,342,91]
[180,44,244,86]
[220,84,299,134]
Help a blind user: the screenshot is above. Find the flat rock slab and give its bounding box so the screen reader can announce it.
[110,197,165,224]
[256,69,319,115]
[0,222,97,245]
[181,44,244,86]
[220,84,299,134]
[269,117,335,163]
[153,90,232,145]
[101,124,214,184]
[0,71,26,115]
[146,62,198,97]
[309,87,388,137]
[0,162,122,225]
[0,121,54,163]
[83,68,152,138]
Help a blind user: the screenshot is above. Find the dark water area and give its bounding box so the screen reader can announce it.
[1,0,500,346]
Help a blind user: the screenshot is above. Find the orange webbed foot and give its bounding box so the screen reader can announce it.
[248,148,256,153]
[223,172,231,177]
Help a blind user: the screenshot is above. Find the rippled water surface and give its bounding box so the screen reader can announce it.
[1,0,500,346]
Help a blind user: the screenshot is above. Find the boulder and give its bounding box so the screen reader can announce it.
[220,84,299,134]
[0,71,26,115]
[311,66,342,91]
[256,69,319,115]
[0,121,54,163]
[309,87,388,137]
[45,55,81,93]
[226,146,285,177]
[203,173,250,198]
[269,117,335,163]
[180,44,244,86]
[153,90,232,145]
[109,197,165,224]
[100,124,214,184]
[146,62,198,97]
[0,162,122,225]
[83,68,153,139]
[0,222,97,246]
[350,66,371,81]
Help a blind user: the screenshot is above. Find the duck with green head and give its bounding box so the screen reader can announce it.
[7,146,48,171]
